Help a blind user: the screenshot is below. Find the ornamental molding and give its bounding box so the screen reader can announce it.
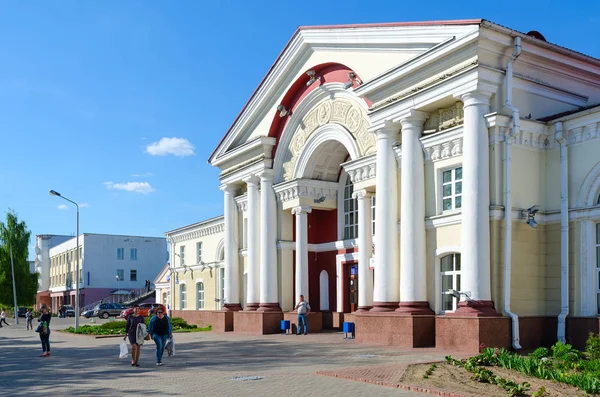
[235,194,248,212]
[168,223,225,244]
[342,154,376,184]
[283,98,375,181]
[423,102,464,132]
[274,179,338,203]
[421,126,463,162]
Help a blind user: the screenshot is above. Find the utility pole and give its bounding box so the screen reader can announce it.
[10,243,19,324]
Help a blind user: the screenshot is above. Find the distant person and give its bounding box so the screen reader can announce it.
[293,295,311,335]
[37,305,51,356]
[0,309,9,327]
[26,309,33,330]
[124,305,145,367]
[148,308,172,366]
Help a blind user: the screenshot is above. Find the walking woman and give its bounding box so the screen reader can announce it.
[38,305,51,357]
[148,307,172,366]
[124,305,145,367]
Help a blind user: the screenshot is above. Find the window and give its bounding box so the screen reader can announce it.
[343,175,358,239]
[218,268,225,309]
[596,223,600,315]
[116,268,124,281]
[162,292,168,306]
[180,284,187,309]
[197,242,203,265]
[440,253,461,313]
[130,269,137,281]
[117,248,124,260]
[197,282,204,309]
[130,248,137,260]
[442,167,463,211]
[371,195,376,235]
[180,246,185,266]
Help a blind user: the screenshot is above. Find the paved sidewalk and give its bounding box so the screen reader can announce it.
[0,318,448,396]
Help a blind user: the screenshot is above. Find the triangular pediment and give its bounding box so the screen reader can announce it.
[208,20,482,167]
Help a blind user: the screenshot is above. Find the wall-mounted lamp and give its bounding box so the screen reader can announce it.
[276,104,288,118]
[343,72,361,89]
[313,196,326,204]
[519,205,540,228]
[306,70,318,86]
[447,289,472,301]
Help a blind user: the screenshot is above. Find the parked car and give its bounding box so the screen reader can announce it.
[81,309,95,318]
[60,305,76,317]
[93,303,129,319]
[120,303,166,319]
[17,307,32,317]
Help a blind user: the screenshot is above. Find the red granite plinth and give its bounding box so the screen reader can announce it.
[370,301,399,312]
[354,313,435,347]
[436,316,510,353]
[453,300,499,317]
[244,303,260,311]
[567,317,600,350]
[283,312,323,334]
[233,311,283,335]
[518,316,558,349]
[171,310,233,332]
[222,303,243,312]
[396,301,434,315]
[330,312,345,329]
[257,302,281,312]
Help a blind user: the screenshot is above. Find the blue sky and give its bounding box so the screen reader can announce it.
[0,1,598,259]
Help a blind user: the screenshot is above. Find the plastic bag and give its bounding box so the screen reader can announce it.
[166,336,176,356]
[119,340,129,359]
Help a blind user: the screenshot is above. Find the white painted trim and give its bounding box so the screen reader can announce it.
[195,278,204,284]
[578,161,600,207]
[337,169,349,241]
[277,239,358,252]
[336,252,359,313]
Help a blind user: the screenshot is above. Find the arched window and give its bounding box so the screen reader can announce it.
[440,253,461,313]
[319,270,329,311]
[197,282,204,310]
[343,175,358,239]
[180,284,187,309]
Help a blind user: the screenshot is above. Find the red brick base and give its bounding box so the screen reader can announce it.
[283,312,323,334]
[567,317,600,350]
[171,310,233,332]
[354,314,435,347]
[436,316,510,353]
[233,311,283,334]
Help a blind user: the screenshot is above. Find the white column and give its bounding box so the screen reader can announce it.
[398,111,433,314]
[258,171,281,311]
[353,189,373,311]
[292,206,311,299]
[220,184,241,311]
[243,175,261,310]
[460,91,493,307]
[372,125,400,311]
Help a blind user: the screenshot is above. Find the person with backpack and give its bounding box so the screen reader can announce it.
[37,305,52,357]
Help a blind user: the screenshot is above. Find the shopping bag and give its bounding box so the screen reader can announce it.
[119,340,129,358]
[166,336,176,356]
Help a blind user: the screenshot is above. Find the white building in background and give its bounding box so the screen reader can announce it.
[35,233,167,312]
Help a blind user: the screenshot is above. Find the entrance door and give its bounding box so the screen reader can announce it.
[348,264,358,312]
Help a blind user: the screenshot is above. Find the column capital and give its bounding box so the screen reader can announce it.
[399,110,429,130]
[258,169,274,182]
[242,175,260,186]
[292,206,312,216]
[352,189,373,201]
[219,183,237,194]
[369,120,401,139]
[457,90,492,108]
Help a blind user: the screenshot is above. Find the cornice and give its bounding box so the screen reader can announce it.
[167,222,225,244]
[235,194,248,212]
[273,179,338,203]
[342,154,377,184]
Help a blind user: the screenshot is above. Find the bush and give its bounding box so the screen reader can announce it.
[100,321,127,330]
[529,347,551,360]
[585,332,600,361]
[551,341,580,363]
[170,317,197,329]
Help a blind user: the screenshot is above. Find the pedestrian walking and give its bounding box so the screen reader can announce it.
[37,305,51,356]
[124,305,145,367]
[26,309,33,330]
[148,307,172,366]
[0,308,10,327]
[294,295,311,335]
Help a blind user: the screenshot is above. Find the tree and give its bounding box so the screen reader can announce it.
[0,210,38,306]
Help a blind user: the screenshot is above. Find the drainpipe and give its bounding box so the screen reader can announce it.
[556,121,569,343]
[503,36,522,350]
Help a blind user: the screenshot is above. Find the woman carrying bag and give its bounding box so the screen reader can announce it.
[147,308,172,366]
[124,305,145,367]
[37,305,52,357]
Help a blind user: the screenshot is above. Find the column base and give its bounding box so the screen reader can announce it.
[436,316,510,353]
[370,301,399,312]
[355,312,435,347]
[454,300,499,317]
[222,303,243,312]
[233,311,283,334]
[244,303,260,311]
[257,302,281,312]
[284,312,323,334]
[396,301,434,315]
[355,306,372,313]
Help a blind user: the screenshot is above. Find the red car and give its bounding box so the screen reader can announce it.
[120,303,166,319]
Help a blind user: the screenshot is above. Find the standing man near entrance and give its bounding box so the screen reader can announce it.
[294,295,311,335]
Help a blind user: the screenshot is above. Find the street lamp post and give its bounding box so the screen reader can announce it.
[49,190,80,331]
[9,243,18,324]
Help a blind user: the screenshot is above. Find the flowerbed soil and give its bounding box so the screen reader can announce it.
[402,362,589,397]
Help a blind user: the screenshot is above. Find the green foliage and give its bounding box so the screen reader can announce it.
[170,317,197,329]
[422,363,437,379]
[0,210,37,305]
[100,320,127,330]
[531,386,547,397]
[551,341,580,363]
[62,317,211,336]
[529,347,551,360]
[585,332,600,361]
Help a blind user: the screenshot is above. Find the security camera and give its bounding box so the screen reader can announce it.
[527,205,540,215]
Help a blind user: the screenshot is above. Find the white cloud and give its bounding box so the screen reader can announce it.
[57,204,68,210]
[80,203,89,208]
[145,137,195,157]
[104,181,155,194]
[131,172,153,177]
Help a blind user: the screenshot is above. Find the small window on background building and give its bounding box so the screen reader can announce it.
[130,248,137,260]
[180,284,187,309]
[117,248,124,260]
[442,167,463,211]
[180,246,185,265]
[197,242,203,264]
[117,268,124,281]
[197,282,204,309]
[130,269,137,281]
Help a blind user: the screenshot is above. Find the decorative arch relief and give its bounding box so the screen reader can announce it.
[283,99,374,181]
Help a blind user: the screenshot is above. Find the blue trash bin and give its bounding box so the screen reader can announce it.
[281,320,291,334]
[343,322,355,339]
